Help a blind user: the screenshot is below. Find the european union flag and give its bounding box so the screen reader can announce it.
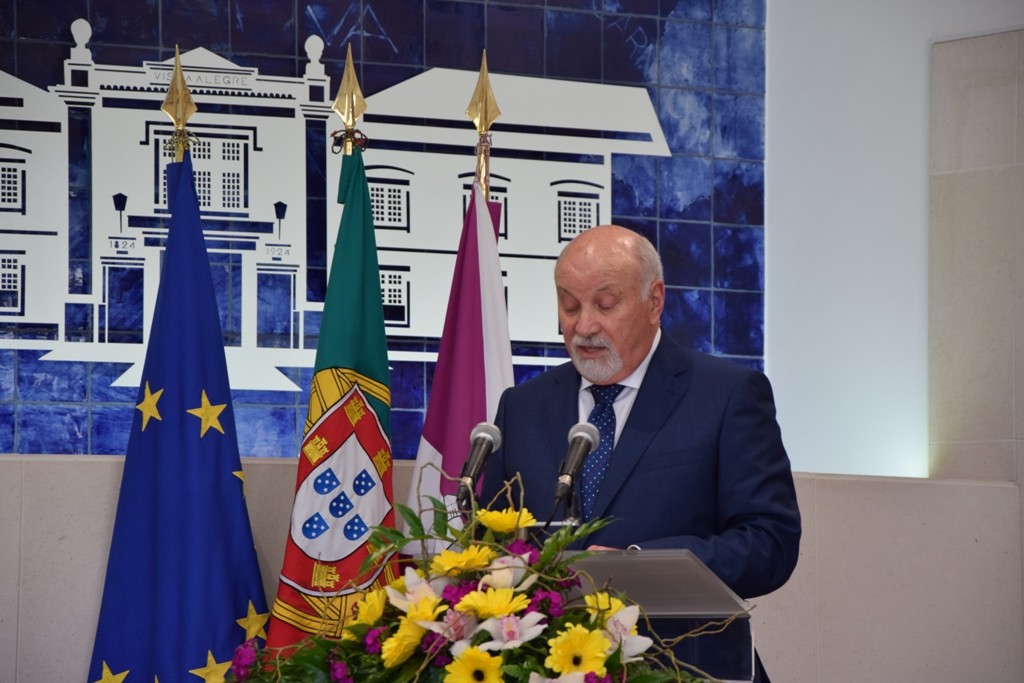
[89,151,268,683]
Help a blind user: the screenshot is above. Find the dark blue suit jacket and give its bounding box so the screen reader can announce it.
[480,339,801,600]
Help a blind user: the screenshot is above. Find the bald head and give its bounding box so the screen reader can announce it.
[554,225,665,384]
[556,225,664,298]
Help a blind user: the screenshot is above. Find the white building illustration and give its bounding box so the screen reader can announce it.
[0,19,668,392]
[354,68,669,343]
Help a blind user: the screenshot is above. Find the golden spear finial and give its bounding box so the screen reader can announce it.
[160,45,197,162]
[331,44,366,155]
[466,50,501,200]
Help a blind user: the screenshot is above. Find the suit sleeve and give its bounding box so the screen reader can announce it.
[638,370,801,599]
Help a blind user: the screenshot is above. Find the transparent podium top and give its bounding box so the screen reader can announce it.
[566,548,749,618]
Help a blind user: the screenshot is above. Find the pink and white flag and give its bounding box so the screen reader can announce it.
[406,181,514,531]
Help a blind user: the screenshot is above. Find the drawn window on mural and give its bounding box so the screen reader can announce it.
[460,174,510,239]
[0,255,24,315]
[369,181,409,230]
[156,134,251,212]
[553,180,603,242]
[194,170,213,208]
[191,138,212,160]
[223,140,241,162]
[0,165,24,211]
[223,171,242,209]
[366,166,412,232]
[216,139,248,211]
[379,265,410,327]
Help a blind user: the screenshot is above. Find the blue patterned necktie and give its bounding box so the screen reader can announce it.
[579,383,625,519]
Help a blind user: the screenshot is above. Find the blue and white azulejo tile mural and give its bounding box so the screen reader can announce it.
[0,0,766,458]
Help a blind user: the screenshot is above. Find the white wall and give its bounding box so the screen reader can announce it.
[766,0,1024,476]
[3,457,1021,683]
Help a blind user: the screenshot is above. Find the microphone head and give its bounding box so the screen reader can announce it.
[567,422,600,450]
[470,421,502,449]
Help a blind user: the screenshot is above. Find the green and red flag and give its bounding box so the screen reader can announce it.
[267,147,398,648]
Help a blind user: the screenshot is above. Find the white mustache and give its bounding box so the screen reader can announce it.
[572,335,611,350]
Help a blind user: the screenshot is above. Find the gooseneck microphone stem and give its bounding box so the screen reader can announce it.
[543,422,600,531]
[456,422,502,514]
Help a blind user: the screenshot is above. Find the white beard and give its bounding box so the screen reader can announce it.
[569,334,623,384]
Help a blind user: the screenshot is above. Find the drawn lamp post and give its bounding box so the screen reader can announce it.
[274,201,287,239]
[112,193,128,233]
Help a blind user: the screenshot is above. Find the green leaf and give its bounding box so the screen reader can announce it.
[427,495,451,537]
[394,502,426,537]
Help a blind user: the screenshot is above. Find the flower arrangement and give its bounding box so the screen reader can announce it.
[230,499,711,683]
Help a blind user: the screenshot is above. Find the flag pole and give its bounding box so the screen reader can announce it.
[332,44,366,156]
[160,45,197,161]
[466,50,501,200]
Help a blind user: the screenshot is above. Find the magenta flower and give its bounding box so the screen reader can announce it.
[557,570,582,591]
[231,639,258,681]
[364,626,387,654]
[329,659,353,683]
[584,673,613,683]
[421,630,453,667]
[505,538,540,564]
[441,578,477,606]
[527,588,565,618]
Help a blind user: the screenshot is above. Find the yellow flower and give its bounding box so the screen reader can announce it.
[544,624,611,677]
[444,645,504,683]
[407,594,447,623]
[476,507,538,534]
[584,592,626,626]
[454,587,530,619]
[430,545,499,577]
[352,587,387,625]
[381,617,425,668]
[341,586,389,640]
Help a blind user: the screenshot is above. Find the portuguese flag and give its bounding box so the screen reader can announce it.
[267,147,398,649]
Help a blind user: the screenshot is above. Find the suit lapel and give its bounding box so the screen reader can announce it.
[549,363,582,456]
[588,341,692,521]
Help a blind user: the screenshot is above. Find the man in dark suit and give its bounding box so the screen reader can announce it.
[479,225,800,680]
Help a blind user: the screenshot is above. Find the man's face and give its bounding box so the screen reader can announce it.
[555,237,663,385]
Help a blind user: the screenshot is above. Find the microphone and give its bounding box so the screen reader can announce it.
[456,422,502,512]
[554,422,601,502]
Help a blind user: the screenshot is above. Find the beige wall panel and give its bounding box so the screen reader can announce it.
[815,476,1022,681]
[1017,31,1024,164]
[0,459,22,683]
[16,458,121,683]
[751,475,819,682]
[929,167,1016,443]
[930,30,1019,174]
[1014,167,1024,439]
[929,439,1016,480]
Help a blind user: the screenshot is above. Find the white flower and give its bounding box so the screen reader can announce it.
[476,612,546,651]
[420,609,478,656]
[602,604,653,662]
[478,552,538,592]
[386,566,446,613]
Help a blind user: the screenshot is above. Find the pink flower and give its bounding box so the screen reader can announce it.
[231,639,259,681]
[505,538,540,564]
[528,589,565,618]
[329,659,353,683]
[442,579,477,607]
[584,674,612,683]
[558,570,582,591]
[364,626,387,654]
[421,630,453,667]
